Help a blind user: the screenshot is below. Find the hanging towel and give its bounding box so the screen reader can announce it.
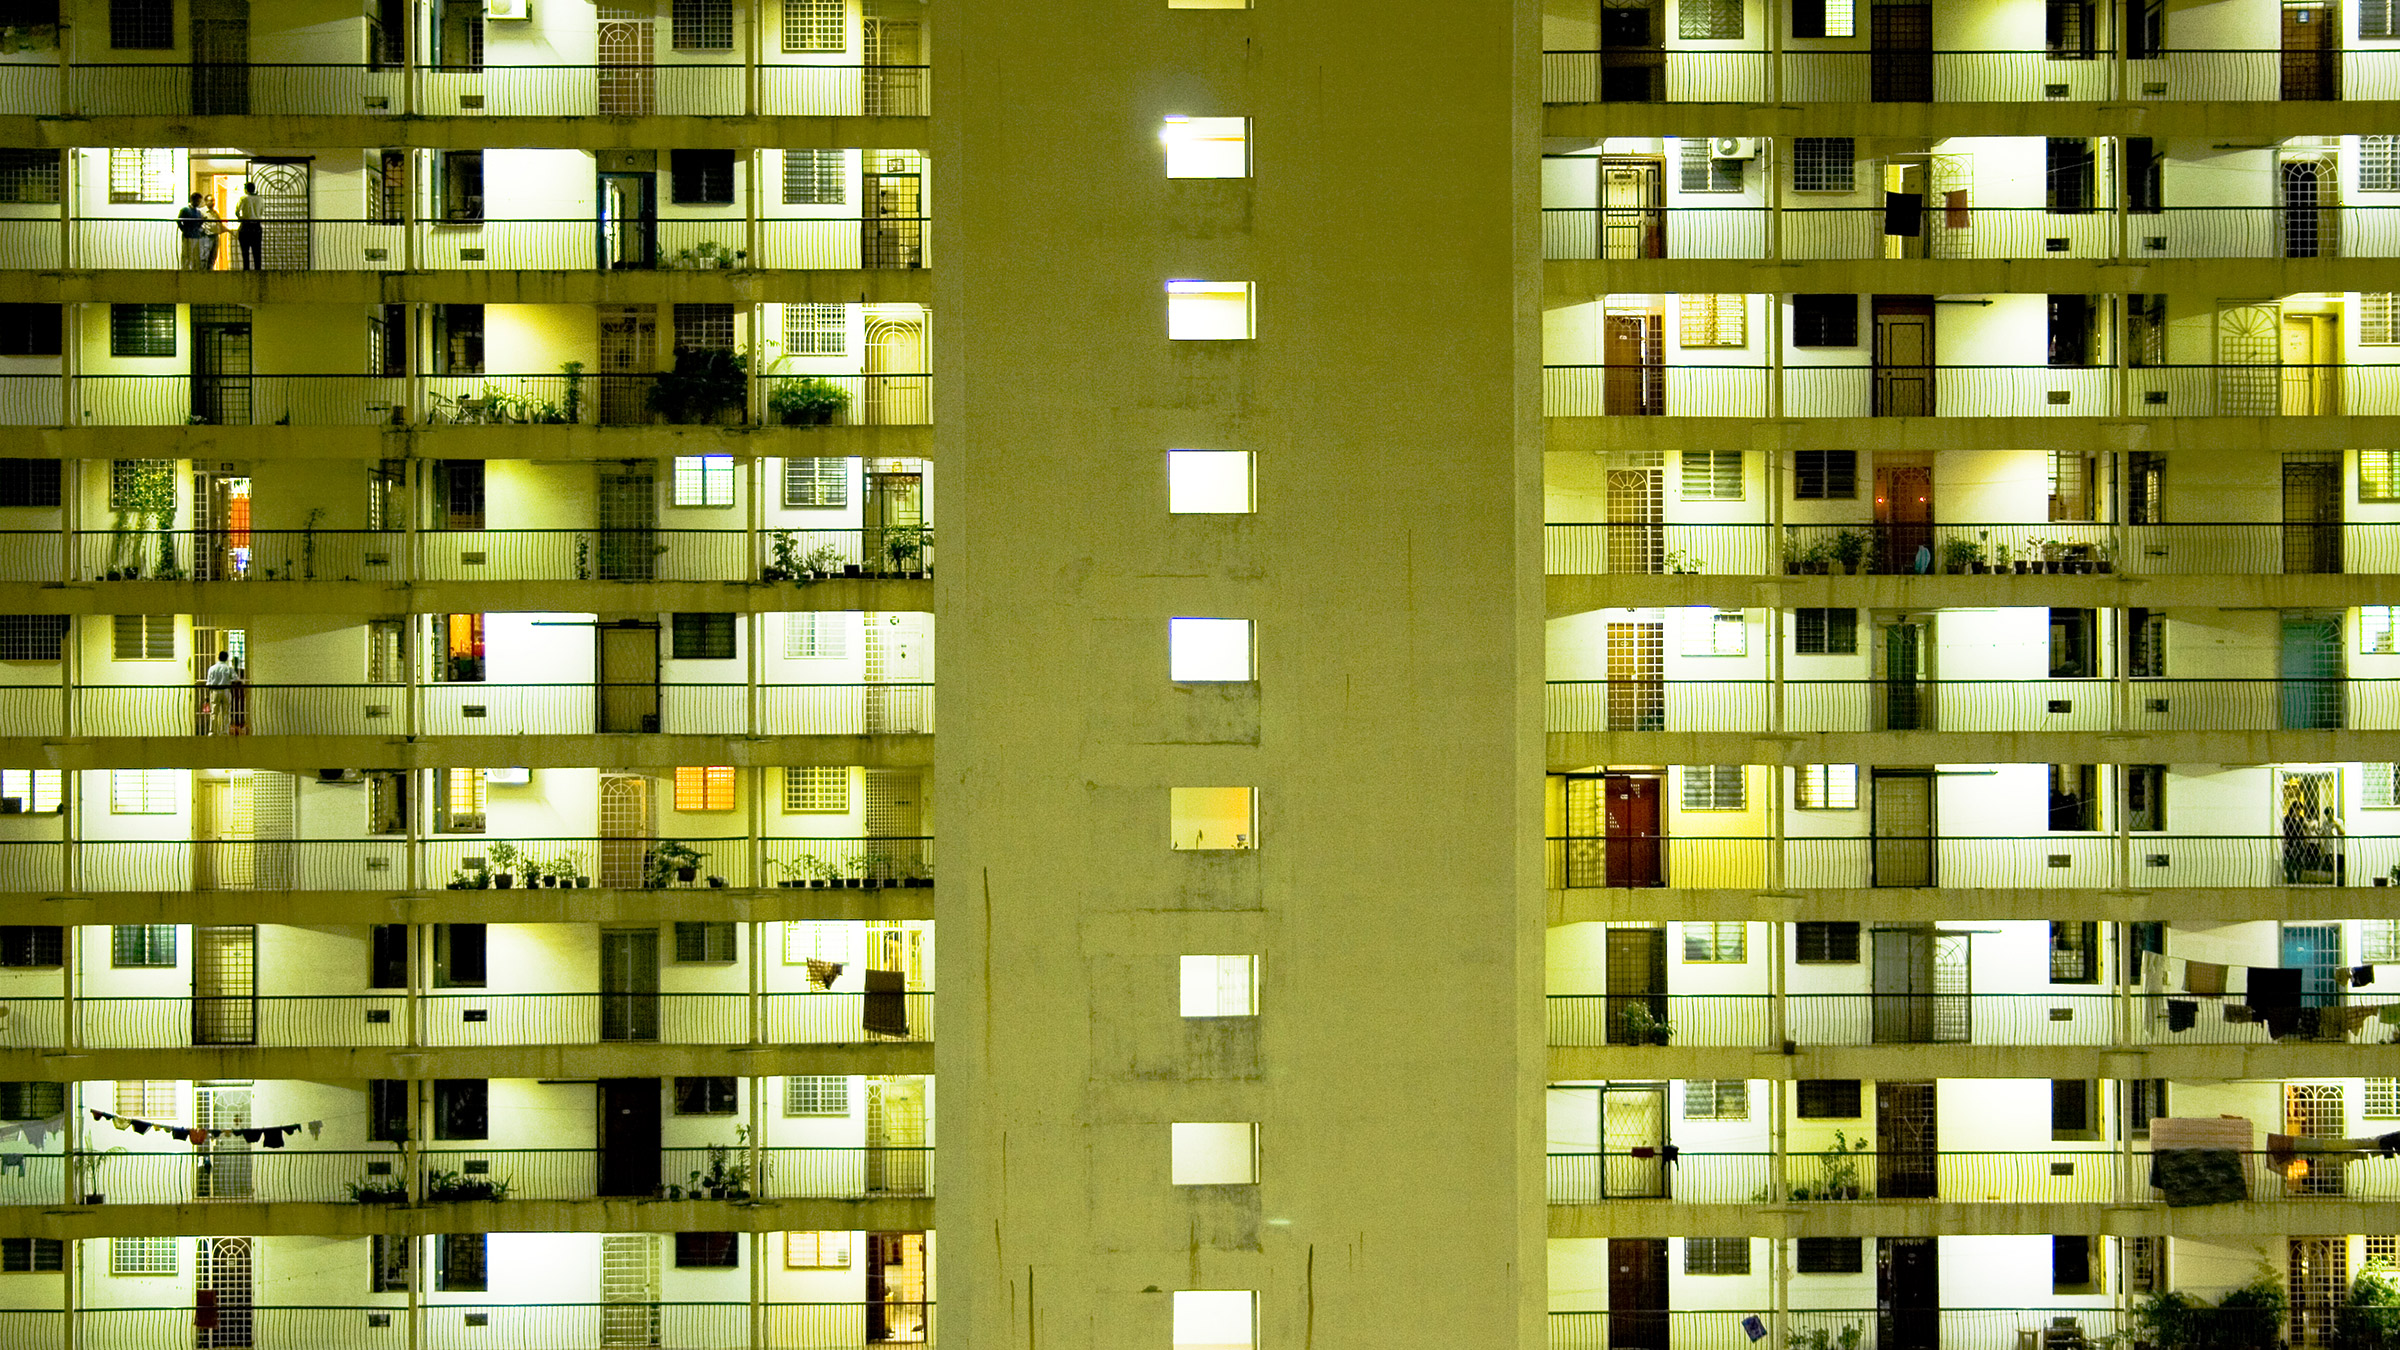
[2167,999,2198,1031]
[2249,967,2304,1010]
[2148,1116,2254,1207]
[2357,965,2379,988]
[2184,961,2228,996]
[195,1290,218,1331]
[1883,191,1926,237]
[2226,1005,2259,1023]
[862,969,909,1037]
[805,958,845,990]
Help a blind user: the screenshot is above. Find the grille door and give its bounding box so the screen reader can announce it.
[192,925,257,1045]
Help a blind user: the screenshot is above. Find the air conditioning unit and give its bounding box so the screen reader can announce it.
[1711,137,1760,160]
[484,0,529,19]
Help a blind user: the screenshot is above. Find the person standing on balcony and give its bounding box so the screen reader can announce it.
[176,194,215,271]
[203,651,241,735]
[233,181,263,270]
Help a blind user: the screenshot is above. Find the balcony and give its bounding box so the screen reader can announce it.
[1540,49,2400,105]
[0,62,930,119]
[1547,521,2400,579]
[1541,364,2391,419]
[1543,205,2400,263]
[1544,677,2382,735]
[1546,993,2395,1049]
[42,1304,932,1350]
[0,373,932,429]
[1548,1308,2120,1350]
[1544,1148,2393,1205]
[1544,834,2400,890]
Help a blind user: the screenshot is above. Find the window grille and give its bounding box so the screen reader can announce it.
[674,302,737,352]
[1794,607,1857,655]
[109,769,175,814]
[784,921,848,965]
[1792,294,1858,347]
[1684,1080,1750,1120]
[109,306,176,358]
[672,613,737,660]
[785,1232,852,1268]
[1684,1237,1750,1274]
[1681,450,1743,502]
[2046,0,2095,57]
[1795,765,1859,810]
[674,1077,737,1115]
[371,1235,410,1292]
[785,1075,850,1115]
[674,921,737,963]
[1796,1238,1862,1273]
[784,149,845,204]
[2364,295,2400,346]
[0,1081,64,1119]
[114,1081,176,1118]
[1679,0,1742,38]
[784,303,847,356]
[672,454,737,507]
[676,1233,740,1268]
[671,150,737,205]
[108,148,175,204]
[2365,921,2400,964]
[2365,451,2400,502]
[783,765,849,812]
[1679,608,1745,657]
[2368,1077,2400,1118]
[2130,608,2167,676]
[108,0,171,47]
[0,926,62,967]
[2370,0,2400,38]
[0,616,66,661]
[1794,450,1856,498]
[673,766,737,811]
[372,150,409,226]
[0,1238,63,1272]
[436,1234,486,1292]
[439,151,483,224]
[1681,766,1746,811]
[783,612,847,659]
[112,924,176,967]
[1795,922,1860,963]
[2367,138,2400,191]
[1683,921,1746,963]
[439,304,484,376]
[1676,139,1741,193]
[438,768,486,833]
[2047,138,2096,215]
[111,1237,178,1275]
[672,0,733,49]
[782,0,844,50]
[2050,921,2100,983]
[1796,1080,1861,1118]
[0,150,59,204]
[1790,138,1854,192]
[1678,295,1746,348]
[0,305,62,358]
[782,458,849,511]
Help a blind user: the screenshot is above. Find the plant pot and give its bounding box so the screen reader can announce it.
[2377,877,2390,887]
[0,799,19,814]
[780,879,802,888]
[841,877,861,888]
[575,877,590,888]
[727,1188,750,1201]
[844,564,862,577]
[494,874,513,889]
[676,866,698,883]
[706,875,727,888]
[83,1193,102,1204]
[905,876,931,888]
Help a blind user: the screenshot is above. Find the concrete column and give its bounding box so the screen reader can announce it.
[937,2,1543,1347]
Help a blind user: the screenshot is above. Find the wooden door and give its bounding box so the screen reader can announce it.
[1878,1237,1941,1350]
[1871,4,1933,102]
[1873,298,1935,417]
[2282,3,2338,101]
[1871,772,1935,887]
[1603,313,1663,417]
[1605,776,1663,887]
[1607,1238,1669,1350]
[597,620,660,734]
[1875,1080,1938,1199]
[1598,158,1664,259]
[1604,927,1667,1045]
[1875,464,1933,573]
[2282,311,2340,416]
[2282,458,2343,574]
[192,924,257,1046]
[196,775,254,890]
[599,929,660,1042]
[596,1079,662,1195]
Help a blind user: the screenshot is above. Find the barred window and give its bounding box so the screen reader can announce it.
[0,1081,64,1119]
[1679,0,1743,39]
[111,924,176,967]
[437,768,486,833]
[110,1237,177,1275]
[674,302,737,352]
[670,151,736,206]
[109,305,176,358]
[1681,766,1746,811]
[436,1234,486,1292]
[1791,138,1855,192]
[109,769,176,814]
[1794,608,1857,655]
[1795,765,1859,810]
[676,1233,741,1268]
[0,150,59,204]
[782,0,845,51]
[1796,921,1861,963]
[675,1076,738,1115]
[672,612,737,660]
[1684,1080,1750,1120]
[1681,608,1745,657]
[1794,449,1857,498]
[2367,138,2400,192]
[1795,1080,1861,1118]
[1679,294,1747,348]
[2367,608,2397,655]
[1677,138,1741,193]
[116,1080,175,1117]
[1792,294,1858,347]
[0,305,62,358]
[783,455,849,506]
[673,455,736,507]
[784,920,848,965]
[2365,451,2400,502]
[1796,1237,1863,1273]
[783,765,848,812]
[110,459,174,511]
[785,1232,852,1268]
[1681,449,1743,502]
[2364,294,2400,346]
[674,921,737,963]
[2368,767,2400,810]
[1683,921,1746,963]
[784,149,845,205]
[2050,921,2099,983]
[783,611,848,659]
[2367,1077,2400,1118]
[2366,0,2398,39]
[0,616,67,661]
[108,148,176,204]
[2364,920,2400,962]
[785,1074,850,1115]
[672,0,734,49]
[1685,1237,1750,1275]
[673,765,737,811]
[1791,0,1854,37]
[784,303,847,356]
[0,926,62,967]
[109,0,171,47]
[0,1238,63,1272]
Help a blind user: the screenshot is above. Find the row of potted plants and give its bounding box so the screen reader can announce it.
[759,525,932,582]
[443,841,931,890]
[1780,531,2118,575]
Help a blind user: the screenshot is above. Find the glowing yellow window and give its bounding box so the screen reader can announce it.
[675,766,737,812]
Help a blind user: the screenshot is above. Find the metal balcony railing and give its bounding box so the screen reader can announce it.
[55,1304,930,1350]
[1548,1309,2123,1350]
[1542,364,2394,419]
[1540,47,2399,104]
[0,217,929,273]
[1541,205,2397,263]
[1545,834,2400,890]
[1545,992,2399,1049]
[0,62,929,118]
[1545,677,2383,735]
[1547,1148,2393,1205]
[1546,520,2400,578]
[0,373,932,428]
[31,526,932,583]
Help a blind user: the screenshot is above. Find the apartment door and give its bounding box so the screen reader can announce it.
[599,929,661,1042]
[1878,619,1930,731]
[865,467,925,572]
[598,774,650,889]
[1597,158,1664,259]
[599,1235,662,1347]
[596,468,657,581]
[1603,311,1664,417]
[596,1079,662,1195]
[1872,928,1968,1043]
[196,777,254,892]
[2282,922,2345,1006]
[1871,4,1934,102]
[862,154,925,268]
[191,464,251,583]
[1875,465,1933,573]
[867,1233,930,1343]
[2278,772,2343,885]
[2284,1083,2346,1196]
[192,924,257,1046]
[1606,1238,1669,1350]
[2290,1236,2350,1348]
[1871,772,1935,887]
[1605,776,1663,888]
[1882,160,1929,259]
[2281,1,2339,101]
[865,769,925,875]
[861,12,923,115]
[1878,1237,1941,1350]
[1875,1080,1938,1199]
[865,318,926,426]
[597,306,658,425]
[2282,157,2339,258]
[596,11,656,114]
[248,770,293,889]
[246,159,311,271]
[866,613,928,735]
[1604,927,1669,1046]
[1606,622,1665,731]
[596,172,658,270]
[2280,614,2344,730]
[2282,309,2340,416]
[2282,456,2343,574]
[867,1075,929,1194]
[194,1237,254,1349]
[194,1082,253,1199]
[192,306,254,427]
[597,620,660,734]
[2216,301,2281,415]
[190,0,249,116]
[1596,0,1664,102]
[1604,467,1663,574]
[1873,297,1935,417]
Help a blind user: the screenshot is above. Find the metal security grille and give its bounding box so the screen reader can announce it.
[108,148,175,203]
[194,1238,253,1348]
[1604,469,1661,574]
[192,927,256,1046]
[673,303,736,352]
[1676,139,1739,192]
[251,772,295,890]
[1678,0,1741,38]
[1683,1237,1749,1274]
[783,455,848,505]
[250,161,313,270]
[783,612,846,659]
[2287,1084,2348,1197]
[597,14,657,116]
[783,766,848,812]
[2363,294,2400,346]
[2367,137,2400,191]
[2216,301,2281,416]
[598,775,651,889]
[784,150,845,205]
[1792,138,1855,192]
[2290,1237,2348,1347]
[1795,608,1858,654]
[1683,1081,1749,1119]
[1680,767,1744,811]
[784,303,846,355]
[110,1237,177,1275]
[194,1083,253,1198]
[782,0,843,51]
[600,1235,661,1348]
[1677,296,1745,348]
[785,1075,849,1115]
[671,0,732,49]
[108,0,172,47]
[110,305,175,358]
[0,150,59,204]
[0,617,65,663]
[598,471,658,582]
[671,455,735,507]
[112,924,175,967]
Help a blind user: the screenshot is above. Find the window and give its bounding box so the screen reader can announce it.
[112,613,174,661]
[107,147,174,204]
[371,1235,410,1292]
[368,1079,410,1142]
[672,455,736,507]
[672,150,737,205]
[672,0,733,48]
[1792,295,1858,347]
[1795,922,1860,963]
[2050,294,2099,366]
[1162,116,1250,178]
[1795,1238,1862,1274]
[2365,451,2400,502]
[2124,1079,2168,1137]
[0,150,59,204]
[1182,955,1260,1016]
[1682,609,1746,657]
[2364,295,2400,347]
[674,302,736,352]
[2367,138,2400,192]
[108,0,171,47]
[1678,294,1747,349]
[371,149,409,226]
[1167,451,1255,514]
[1794,455,1857,505]
[0,1239,63,1272]
[0,305,62,358]
[2052,1079,2096,1139]
[2050,921,2099,983]
[2127,137,2162,213]
[1167,281,1256,340]
[1793,607,1857,655]
[0,1081,63,1119]
[785,1232,852,1268]
[1171,786,1256,850]
[2368,1077,2400,1119]
[675,1077,737,1115]
[1796,1079,1861,1118]
[1790,0,1854,37]
[2370,767,2400,810]
[784,921,848,965]
[1171,1122,1260,1185]
[1684,1080,1749,1120]
[1169,617,1254,681]
[784,149,845,205]
[2130,608,2166,676]
[436,464,486,533]
[115,1080,174,1117]
[437,769,486,834]
[110,1237,177,1275]
[109,769,176,814]
[672,613,737,661]
[2054,1236,2096,1291]
[2046,0,2095,57]
[675,921,737,963]
[370,924,408,989]
[2049,764,2099,831]
[782,612,847,660]
[0,927,62,967]
[2371,0,2400,38]
[435,0,483,70]
[2047,138,2095,215]
[2125,1236,2166,1295]
[2050,607,2097,679]
[1677,139,1741,193]
[783,455,849,506]
[1795,764,1859,810]
[366,772,408,835]
[785,1075,850,1115]
[2124,764,2166,833]
[434,923,486,988]
[109,304,175,358]
[1174,1292,1257,1350]
[783,304,847,357]
[436,1234,486,1292]
[1681,766,1746,811]
[1790,138,1854,192]
[1685,1237,1750,1275]
[676,1233,740,1268]
[433,1079,487,1140]
[438,151,483,224]
[1679,0,1743,39]
[0,616,66,661]
[781,0,844,51]
[783,766,848,812]
[1680,449,1742,499]
[674,765,737,812]
[1683,921,1746,963]
[111,924,176,967]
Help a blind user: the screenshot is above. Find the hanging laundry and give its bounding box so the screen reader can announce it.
[129,1120,149,1135]
[2248,967,2303,1009]
[2166,1000,2198,1032]
[2148,1116,2252,1207]
[188,1127,208,1147]
[2357,965,2379,988]
[306,1120,323,1139]
[805,958,845,990]
[0,1155,21,1174]
[2226,1005,2259,1023]
[262,1130,284,1149]
[2183,961,2228,996]
[862,968,909,1037]
[2380,1005,2400,1027]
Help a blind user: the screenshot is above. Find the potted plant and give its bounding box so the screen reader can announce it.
[423,1167,513,1203]
[768,377,851,427]
[647,347,750,425]
[346,1176,409,1204]
[882,523,931,576]
[1620,1001,1673,1046]
[1790,1130,1871,1201]
[846,849,894,889]
[485,842,521,890]
[1939,538,1981,575]
[1660,547,1702,576]
[1829,528,1871,575]
[644,840,707,888]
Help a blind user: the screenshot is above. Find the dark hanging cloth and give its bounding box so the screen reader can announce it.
[262,1129,285,1149]
[2166,999,2198,1031]
[2248,967,2304,1010]
[1883,191,1925,237]
[129,1121,149,1135]
[2225,1005,2259,1024]
[2150,1149,2248,1207]
[2356,965,2378,988]
[862,969,910,1037]
[2267,1006,2318,1040]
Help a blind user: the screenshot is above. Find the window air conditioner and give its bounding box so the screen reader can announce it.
[1711,138,1760,160]
[484,0,529,19]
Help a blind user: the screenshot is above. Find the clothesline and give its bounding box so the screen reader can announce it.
[87,1109,323,1149]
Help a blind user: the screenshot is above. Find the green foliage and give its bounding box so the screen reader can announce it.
[345,1176,409,1204]
[422,1168,512,1203]
[644,839,707,888]
[769,376,851,426]
[2339,1269,2400,1350]
[1788,1322,1863,1350]
[881,522,930,572]
[2132,1267,2289,1350]
[648,348,749,424]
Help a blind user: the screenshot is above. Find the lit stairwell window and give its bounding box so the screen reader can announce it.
[1160,117,1249,178]
[1166,281,1254,340]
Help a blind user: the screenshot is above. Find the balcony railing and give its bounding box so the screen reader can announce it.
[1546,1148,2391,1205]
[1542,364,2391,419]
[1546,677,2383,735]
[1546,520,2400,578]
[52,991,931,1051]
[1540,47,2400,104]
[60,1303,928,1350]
[0,373,933,428]
[1548,1309,2121,1350]
[1541,205,2397,263]
[37,527,931,583]
[0,217,928,274]
[0,62,929,118]
[1546,834,2400,890]
[1546,993,2397,1048]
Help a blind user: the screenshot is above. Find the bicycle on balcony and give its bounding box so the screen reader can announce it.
[426,392,509,425]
